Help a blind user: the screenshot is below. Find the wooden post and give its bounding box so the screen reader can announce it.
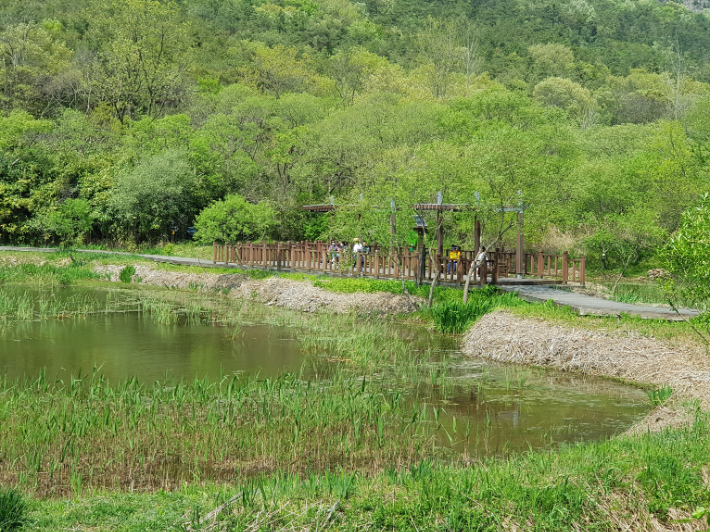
[474,218,481,256]
[562,251,569,284]
[537,251,543,279]
[437,212,443,256]
[516,211,524,278]
[212,242,217,264]
[390,213,396,252]
[491,254,498,285]
[580,256,586,285]
[224,242,229,264]
[480,257,487,286]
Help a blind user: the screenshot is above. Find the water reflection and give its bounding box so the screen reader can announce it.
[0,285,651,455]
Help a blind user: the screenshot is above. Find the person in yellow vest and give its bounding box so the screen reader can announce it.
[447,245,461,274]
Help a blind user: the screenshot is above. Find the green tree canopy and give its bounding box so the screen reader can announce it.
[194,193,276,244]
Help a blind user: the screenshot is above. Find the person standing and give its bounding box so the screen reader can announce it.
[352,238,363,273]
[447,245,461,274]
[328,241,339,264]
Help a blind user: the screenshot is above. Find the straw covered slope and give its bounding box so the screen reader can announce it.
[463,310,710,411]
[96,265,422,314]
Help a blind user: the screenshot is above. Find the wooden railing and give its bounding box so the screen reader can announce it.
[213,241,585,285]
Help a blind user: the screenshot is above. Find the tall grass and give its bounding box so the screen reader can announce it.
[0,290,135,325]
[0,366,447,497]
[0,261,101,286]
[429,289,523,333]
[19,410,710,531]
[0,488,27,532]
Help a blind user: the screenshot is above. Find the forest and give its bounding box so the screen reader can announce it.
[1,0,710,270]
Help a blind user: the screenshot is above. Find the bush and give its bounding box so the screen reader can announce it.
[119,265,136,284]
[193,194,275,244]
[109,151,196,243]
[0,487,27,531]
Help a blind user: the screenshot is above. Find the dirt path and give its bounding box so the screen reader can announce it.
[95,265,422,315]
[463,310,710,430]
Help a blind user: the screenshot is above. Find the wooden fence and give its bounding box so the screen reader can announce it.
[213,241,585,285]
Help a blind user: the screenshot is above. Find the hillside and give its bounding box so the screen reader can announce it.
[0,0,709,270]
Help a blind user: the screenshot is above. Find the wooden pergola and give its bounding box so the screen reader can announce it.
[303,193,527,277]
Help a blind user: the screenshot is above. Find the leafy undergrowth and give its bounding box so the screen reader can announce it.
[21,411,710,531]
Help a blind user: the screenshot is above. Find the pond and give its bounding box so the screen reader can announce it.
[0,286,651,456]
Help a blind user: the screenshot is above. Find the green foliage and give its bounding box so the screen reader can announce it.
[38,198,94,246]
[0,487,27,532]
[193,194,275,244]
[0,0,710,264]
[663,194,710,311]
[119,265,136,284]
[108,151,196,243]
[646,386,673,406]
[430,299,494,333]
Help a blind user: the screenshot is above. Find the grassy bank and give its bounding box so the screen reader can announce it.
[0,249,706,348]
[1,252,709,530]
[9,408,709,531]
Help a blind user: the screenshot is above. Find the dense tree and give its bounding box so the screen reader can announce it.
[0,0,708,275]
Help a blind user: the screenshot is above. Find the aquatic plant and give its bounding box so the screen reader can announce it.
[119,265,136,283]
[646,385,673,406]
[430,299,494,333]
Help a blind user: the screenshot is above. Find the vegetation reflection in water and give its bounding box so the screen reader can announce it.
[0,286,650,497]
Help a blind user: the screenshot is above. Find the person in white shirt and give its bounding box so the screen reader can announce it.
[352,238,364,273]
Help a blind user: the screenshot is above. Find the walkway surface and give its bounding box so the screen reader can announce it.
[499,284,697,321]
[1,246,699,321]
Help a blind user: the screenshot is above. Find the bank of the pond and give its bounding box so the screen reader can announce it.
[20,410,710,531]
[95,264,423,314]
[463,310,710,423]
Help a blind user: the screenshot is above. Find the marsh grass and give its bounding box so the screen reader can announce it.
[0,487,27,532]
[0,365,450,497]
[0,290,136,325]
[0,261,101,286]
[646,385,674,406]
[21,409,710,531]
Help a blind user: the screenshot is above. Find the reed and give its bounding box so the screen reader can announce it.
[18,409,710,531]
[0,367,450,497]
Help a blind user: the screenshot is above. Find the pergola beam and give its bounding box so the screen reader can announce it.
[303,196,527,274]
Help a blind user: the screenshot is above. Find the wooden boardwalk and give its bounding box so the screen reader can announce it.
[0,246,696,321]
[214,241,586,286]
[500,284,698,321]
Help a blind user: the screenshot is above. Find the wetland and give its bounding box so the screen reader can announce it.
[0,253,708,531]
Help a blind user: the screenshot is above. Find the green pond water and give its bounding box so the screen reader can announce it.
[0,286,652,455]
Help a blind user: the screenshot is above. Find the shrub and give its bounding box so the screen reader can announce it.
[193,194,275,244]
[109,151,196,242]
[119,265,136,284]
[0,487,27,531]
